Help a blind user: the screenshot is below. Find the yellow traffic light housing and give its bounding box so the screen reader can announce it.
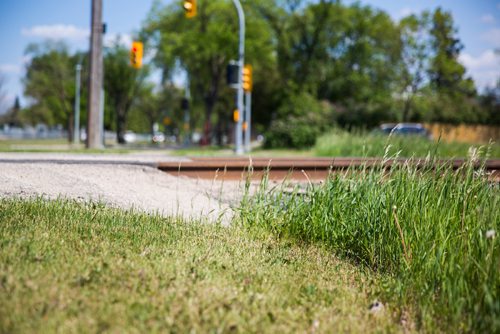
[130,41,143,69]
[242,65,252,92]
[233,109,240,122]
[183,0,197,18]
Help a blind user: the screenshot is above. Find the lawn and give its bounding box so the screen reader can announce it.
[1,153,498,332]
[0,199,397,333]
[0,138,132,154]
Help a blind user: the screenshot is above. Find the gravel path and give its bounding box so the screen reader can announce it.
[0,153,244,223]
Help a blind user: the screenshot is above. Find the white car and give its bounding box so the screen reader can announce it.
[123,131,137,143]
[152,132,165,143]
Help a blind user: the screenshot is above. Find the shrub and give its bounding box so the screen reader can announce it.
[264,92,334,149]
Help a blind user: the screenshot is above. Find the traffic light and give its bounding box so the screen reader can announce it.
[183,0,197,18]
[227,62,239,86]
[233,109,240,122]
[242,65,252,92]
[130,41,143,69]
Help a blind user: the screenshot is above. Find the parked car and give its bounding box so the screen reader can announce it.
[123,131,137,143]
[390,123,432,139]
[152,132,165,143]
[378,123,397,134]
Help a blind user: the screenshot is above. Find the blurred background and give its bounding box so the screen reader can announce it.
[0,0,498,152]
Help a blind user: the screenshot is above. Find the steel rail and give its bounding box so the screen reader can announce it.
[157,157,500,181]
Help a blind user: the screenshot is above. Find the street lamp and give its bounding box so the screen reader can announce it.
[231,0,245,155]
[73,63,82,144]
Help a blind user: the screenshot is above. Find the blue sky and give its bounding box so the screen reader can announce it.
[0,0,499,112]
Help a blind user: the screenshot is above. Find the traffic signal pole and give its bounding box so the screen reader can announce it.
[244,91,251,152]
[87,0,103,149]
[231,0,245,155]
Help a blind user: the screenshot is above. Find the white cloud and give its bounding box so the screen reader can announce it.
[459,50,500,89]
[481,14,495,24]
[21,24,89,41]
[0,64,21,74]
[21,25,134,50]
[396,7,416,20]
[482,28,500,47]
[104,33,132,48]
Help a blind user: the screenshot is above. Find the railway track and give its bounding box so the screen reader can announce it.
[157,157,500,182]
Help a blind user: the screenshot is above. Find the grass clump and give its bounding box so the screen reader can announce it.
[314,131,500,158]
[0,198,398,333]
[239,156,500,331]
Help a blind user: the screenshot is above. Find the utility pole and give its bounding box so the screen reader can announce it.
[231,0,245,155]
[86,0,103,149]
[183,75,191,146]
[73,63,82,144]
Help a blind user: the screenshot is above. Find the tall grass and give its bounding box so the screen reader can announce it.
[315,131,500,158]
[239,155,500,331]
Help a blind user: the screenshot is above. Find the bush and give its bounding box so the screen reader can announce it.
[264,92,334,149]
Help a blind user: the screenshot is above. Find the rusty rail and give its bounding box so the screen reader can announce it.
[157,157,500,181]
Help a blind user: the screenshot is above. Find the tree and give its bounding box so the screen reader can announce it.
[427,8,478,123]
[104,40,148,144]
[479,79,500,126]
[1,96,23,127]
[23,41,78,140]
[398,12,431,122]
[143,0,275,144]
[428,8,468,93]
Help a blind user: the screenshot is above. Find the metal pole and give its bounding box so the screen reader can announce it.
[73,63,82,144]
[86,0,103,149]
[231,0,245,155]
[244,91,251,152]
[184,74,191,146]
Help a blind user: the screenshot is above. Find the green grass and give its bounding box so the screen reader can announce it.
[0,138,132,154]
[169,146,313,157]
[238,155,500,331]
[0,198,398,333]
[315,131,500,158]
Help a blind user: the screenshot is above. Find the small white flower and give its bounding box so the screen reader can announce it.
[486,230,496,239]
[392,205,397,211]
[368,300,384,314]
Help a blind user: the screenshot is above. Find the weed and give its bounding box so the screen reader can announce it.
[239,154,500,331]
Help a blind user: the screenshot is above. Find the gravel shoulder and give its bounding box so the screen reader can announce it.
[0,153,245,223]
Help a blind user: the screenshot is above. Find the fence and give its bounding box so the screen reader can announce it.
[425,123,500,144]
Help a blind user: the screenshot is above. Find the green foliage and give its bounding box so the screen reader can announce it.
[240,156,500,331]
[264,92,334,148]
[22,41,80,139]
[0,96,23,127]
[104,39,149,143]
[143,0,275,143]
[15,2,500,146]
[480,80,500,126]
